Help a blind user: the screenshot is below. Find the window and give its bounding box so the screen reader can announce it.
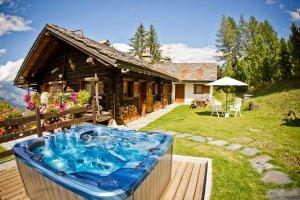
[85,82,92,94]
[123,80,134,97]
[194,84,209,94]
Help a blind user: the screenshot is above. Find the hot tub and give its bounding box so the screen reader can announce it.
[13,125,173,200]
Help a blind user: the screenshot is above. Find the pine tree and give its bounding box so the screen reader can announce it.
[216,15,239,76]
[129,23,147,59]
[146,25,162,63]
[279,38,293,79]
[288,22,300,77]
[237,15,248,58]
[259,20,281,81]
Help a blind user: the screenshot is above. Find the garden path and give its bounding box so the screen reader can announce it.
[151,129,300,200]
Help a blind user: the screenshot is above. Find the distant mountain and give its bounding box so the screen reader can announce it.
[0,81,27,108]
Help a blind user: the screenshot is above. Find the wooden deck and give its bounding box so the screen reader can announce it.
[0,159,208,200]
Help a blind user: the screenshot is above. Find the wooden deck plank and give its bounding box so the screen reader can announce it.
[0,159,208,200]
[173,162,194,200]
[171,160,181,178]
[193,164,207,200]
[0,167,18,176]
[184,163,201,200]
[0,169,19,181]
[0,174,22,187]
[160,162,187,200]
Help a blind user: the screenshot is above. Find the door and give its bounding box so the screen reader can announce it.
[175,84,185,103]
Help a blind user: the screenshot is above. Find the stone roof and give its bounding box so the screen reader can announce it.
[152,63,218,82]
[46,24,178,80]
[14,24,177,85]
[15,24,218,84]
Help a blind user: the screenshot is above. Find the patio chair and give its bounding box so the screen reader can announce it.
[210,98,223,117]
[229,98,242,117]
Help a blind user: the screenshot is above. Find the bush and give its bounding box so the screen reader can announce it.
[3,109,23,119]
[77,90,91,105]
[32,92,41,106]
[0,100,13,113]
[46,106,59,113]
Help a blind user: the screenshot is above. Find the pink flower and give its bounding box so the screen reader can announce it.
[24,94,31,103]
[60,104,67,113]
[27,102,35,111]
[71,92,78,103]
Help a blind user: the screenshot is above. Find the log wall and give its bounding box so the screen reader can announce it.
[32,43,173,124]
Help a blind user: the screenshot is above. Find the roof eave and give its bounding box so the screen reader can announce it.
[14,26,49,85]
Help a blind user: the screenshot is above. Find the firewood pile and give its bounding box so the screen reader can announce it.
[153,101,162,111]
[118,105,140,124]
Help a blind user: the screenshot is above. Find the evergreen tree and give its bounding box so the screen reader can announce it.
[247,16,259,38]
[216,15,239,76]
[259,20,281,81]
[146,25,162,63]
[288,22,300,77]
[237,15,248,58]
[246,33,268,86]
[279,38,293,79]
[129,23,147,59]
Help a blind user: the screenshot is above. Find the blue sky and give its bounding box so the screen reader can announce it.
[0,0,299,81]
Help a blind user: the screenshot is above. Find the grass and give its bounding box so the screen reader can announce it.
[142,79,300,200]
[0,146,13,163]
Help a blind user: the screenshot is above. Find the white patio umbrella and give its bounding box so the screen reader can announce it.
[207,77,248,113]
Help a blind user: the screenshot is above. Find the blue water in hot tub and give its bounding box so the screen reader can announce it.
[31,126,163,176]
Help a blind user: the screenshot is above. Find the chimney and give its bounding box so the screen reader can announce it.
[99,39,111,46]
[141,47,152,63]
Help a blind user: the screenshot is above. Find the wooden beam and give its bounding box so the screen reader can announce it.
[23,35,52,78]
[28,38,60,78]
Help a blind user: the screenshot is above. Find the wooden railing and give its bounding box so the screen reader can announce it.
[0,100,97,159]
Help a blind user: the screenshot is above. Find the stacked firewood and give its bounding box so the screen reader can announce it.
[153,101,163,111]
[118,105,140,124]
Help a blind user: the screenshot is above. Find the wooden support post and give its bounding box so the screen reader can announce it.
[92,98,97,124]
[35,107,42,137]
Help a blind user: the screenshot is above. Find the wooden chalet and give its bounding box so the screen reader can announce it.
[14,24,177,124]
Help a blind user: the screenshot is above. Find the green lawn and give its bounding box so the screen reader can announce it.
[142,80,300,200]
[0,146,13,163]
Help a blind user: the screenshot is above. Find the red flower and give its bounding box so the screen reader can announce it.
[0,128,4,136]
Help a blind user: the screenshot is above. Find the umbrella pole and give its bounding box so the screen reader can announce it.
[226,87,228,113]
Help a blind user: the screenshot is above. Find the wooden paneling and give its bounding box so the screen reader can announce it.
[0,157,207,200]
[17,159,83,200]
[133,147,172,200]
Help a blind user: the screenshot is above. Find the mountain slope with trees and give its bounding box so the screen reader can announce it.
[216,15,300,88]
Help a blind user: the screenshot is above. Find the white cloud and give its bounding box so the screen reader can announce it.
[287,9,300,21]
[0,58,23,81]
[112,43,132,52]
[161,43,219,63]
[266,0,279,4]
[113,43,219,63]
[279,4,284,9]
[0,48,6,56]
[0,13,31,36]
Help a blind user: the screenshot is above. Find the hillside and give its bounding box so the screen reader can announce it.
[0,81,26,108]
[142,79,300,200]
[250,79,300,121]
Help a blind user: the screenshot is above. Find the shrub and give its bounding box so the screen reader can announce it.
[77,90,91,105]
[0,100,13,113]
[32,92,41,106]
[46,106,59,113]
[3,109,23,119]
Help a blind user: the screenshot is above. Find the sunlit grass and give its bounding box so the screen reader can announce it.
[142,79,300,200]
